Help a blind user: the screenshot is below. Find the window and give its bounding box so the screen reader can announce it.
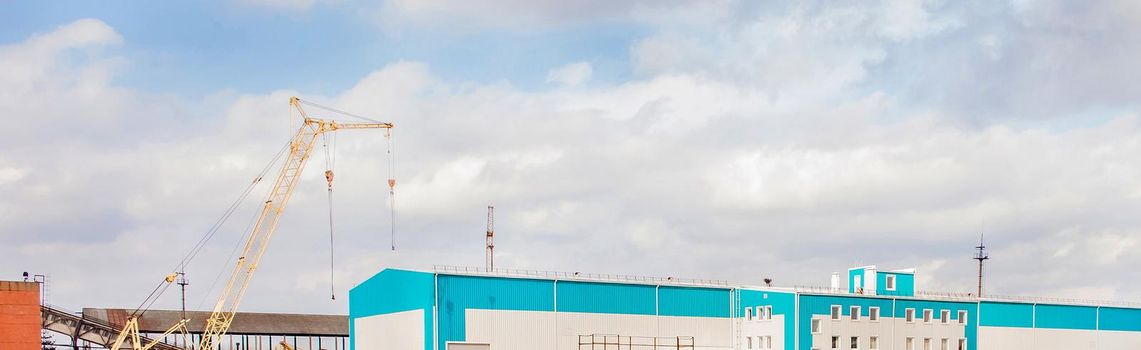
[869,336,879,350]
[941,338,948,350]
[869,307,880,321]
[905,308,916,322]
[831,306,842,320]
[957,339,966,350]
[905,338,914,350]
[765,336,772,349]
[757,306,764,320]
[923,309,933,323]
[850,336,859,349]
[851,306,861,320]
[923,338,931,350]
[765,306,774,320]
[941,310,950,324]
[746,307,753,321]
[832,336,840,349]
[812,319,822,333]
[885,274,896,291]
[958,310,967,324]
[747,336,753,349]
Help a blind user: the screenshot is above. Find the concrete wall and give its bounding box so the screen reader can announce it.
[0,281,41,350]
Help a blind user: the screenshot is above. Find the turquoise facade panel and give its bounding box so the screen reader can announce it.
[348,269,435,350]
[979,301,1033,328]
[875,271,914,297]
[436,275,555,350]
[739,289,796,350]
[1035,304,1098,330]
[657,286,731,317]
[1100,307,1141,332]
[556,281,656,315]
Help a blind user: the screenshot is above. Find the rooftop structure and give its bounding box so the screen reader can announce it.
[350,264,1141,350]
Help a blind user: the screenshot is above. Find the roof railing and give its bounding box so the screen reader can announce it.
[432,265,729,287]
[793,286,1141,308]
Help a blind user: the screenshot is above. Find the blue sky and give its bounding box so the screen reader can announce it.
[3,0,1141,314]
[2,1,644,96]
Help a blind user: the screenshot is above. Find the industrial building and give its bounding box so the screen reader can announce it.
[349,265,1141,350]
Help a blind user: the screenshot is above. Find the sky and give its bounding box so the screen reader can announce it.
[2,0,1141,315]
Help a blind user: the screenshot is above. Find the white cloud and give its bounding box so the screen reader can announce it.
[7,1,1141,315]
[236,0,316,11]
[546,62,593,87]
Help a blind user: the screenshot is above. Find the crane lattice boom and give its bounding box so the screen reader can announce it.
[110,97,392,350]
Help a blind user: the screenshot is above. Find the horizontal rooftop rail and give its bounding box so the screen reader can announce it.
[433,265,729,287]
[794,286,1141,308]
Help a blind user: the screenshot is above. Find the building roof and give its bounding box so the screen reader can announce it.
[82,308,348,336]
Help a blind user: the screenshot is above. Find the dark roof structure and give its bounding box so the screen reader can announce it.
[83,308,348,336]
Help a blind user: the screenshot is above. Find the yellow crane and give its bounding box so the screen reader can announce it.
[110,97,393,350]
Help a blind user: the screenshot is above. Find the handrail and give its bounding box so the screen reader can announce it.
[434,265,729,287]
[793,286,1141,308]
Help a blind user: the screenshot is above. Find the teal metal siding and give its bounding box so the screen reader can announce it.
[1035,304,1098,330]
[1100,307,1141,332]
[875,272,914,297]
[739,289,796,350]
[348,269,435,350]
[657,286,731,317]
[436,275,555,350]
[979,301,1033,328]
[557,281,656,315]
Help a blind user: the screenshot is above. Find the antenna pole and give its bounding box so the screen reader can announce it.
[486,205,494,272]
[176,269,189,320]
[974,233,989,297]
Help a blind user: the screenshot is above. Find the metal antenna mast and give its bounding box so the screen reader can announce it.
[486,205,494,272]
[974,233,989,297]
[176,269,189,321]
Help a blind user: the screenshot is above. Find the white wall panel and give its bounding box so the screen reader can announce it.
[658,315,733,349]
[808,315,967,350]
[977,327,1141,350]
[353,310,424,350]
[739,315,784,350]
[1097,330,1141,350]
[464,310,731,350]
[464,309,556,350]
[556,312,657,350]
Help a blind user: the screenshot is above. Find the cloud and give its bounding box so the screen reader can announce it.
[375,0,705,30]
[235,0,317,11]
[6,0,1141,315]
[546,62,593,87]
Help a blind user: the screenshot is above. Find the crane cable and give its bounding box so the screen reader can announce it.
[322,130,337,301]
[386,128,396,251]
[131,141,290,318]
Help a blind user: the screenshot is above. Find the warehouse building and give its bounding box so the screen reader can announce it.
[349,265,1141,350]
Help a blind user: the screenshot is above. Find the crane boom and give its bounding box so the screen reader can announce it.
[198,97,392,350]
[109,97,392,350]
